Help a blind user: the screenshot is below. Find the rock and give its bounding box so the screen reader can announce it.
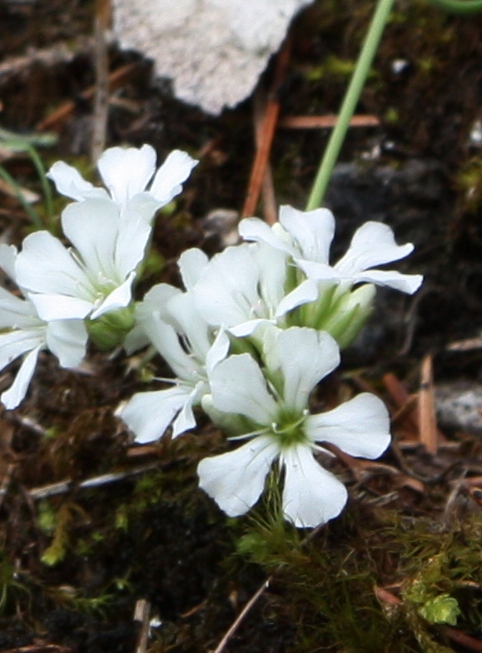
[111,0,314,115]
[436,382,482,435]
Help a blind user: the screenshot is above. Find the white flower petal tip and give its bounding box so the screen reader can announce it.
[1,346,42,410]
[118,386,193,444]
[197,436,279,517]
[281,445,348,528]
[49,145,196,221]
[307,392,391,460]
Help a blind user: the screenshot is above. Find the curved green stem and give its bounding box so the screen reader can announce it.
[306,0,395,210]
[425,0,482,13]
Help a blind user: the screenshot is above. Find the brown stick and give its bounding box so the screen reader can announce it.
[91,0,111,162]
[36,63,139,132]
[253,89,277,224]
[241,39,291,219]
[278,114,380,129]
[419,354,438,455]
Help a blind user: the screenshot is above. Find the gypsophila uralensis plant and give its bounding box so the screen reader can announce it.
[0,140,424,527]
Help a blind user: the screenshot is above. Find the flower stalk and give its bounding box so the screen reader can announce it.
[306,0,396,210]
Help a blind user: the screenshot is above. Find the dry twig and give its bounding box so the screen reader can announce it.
[241,39,291,219]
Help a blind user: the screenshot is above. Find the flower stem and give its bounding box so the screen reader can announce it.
[306,0,395,210]
[425,0,482,13]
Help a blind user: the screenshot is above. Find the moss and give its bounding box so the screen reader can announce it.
[231,505,482,652]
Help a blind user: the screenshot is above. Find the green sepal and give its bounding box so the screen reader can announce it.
[87,306,136,350]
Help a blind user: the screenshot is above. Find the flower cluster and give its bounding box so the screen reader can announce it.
[0,144,197,407]
[118,194,422,527]
[0,143,423,528]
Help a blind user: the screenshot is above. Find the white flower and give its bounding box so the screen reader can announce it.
[14,198,151,321]
[0,245,87,409]
[198,327,390,528]
[48,144,198,223]
[118,250,229,442]
[239,205,423,294]
[192,242,317,337]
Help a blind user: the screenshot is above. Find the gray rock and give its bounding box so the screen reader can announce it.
[112,0,314,115]
[436,382,482,435]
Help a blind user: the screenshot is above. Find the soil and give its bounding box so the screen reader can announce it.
[1,1,482,652]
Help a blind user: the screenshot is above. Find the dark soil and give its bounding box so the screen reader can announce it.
[1,0,482,651]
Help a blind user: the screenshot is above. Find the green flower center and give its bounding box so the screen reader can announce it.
[270,409,308,449]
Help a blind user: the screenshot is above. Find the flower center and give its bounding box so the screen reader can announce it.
[270,409,308,449]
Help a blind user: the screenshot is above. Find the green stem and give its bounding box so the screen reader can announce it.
[306,0,395,210]
[425,0,482,13]
[0,164,43,229]
[24,144,55,229]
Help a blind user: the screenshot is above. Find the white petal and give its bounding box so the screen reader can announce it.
[114,211,151,278]
[193,245,260,327]
[97,144,156,208]
[197,435,279,517]
[119,386,190,444]
[279,205,335,263]
[281,444,348,527]
[306,392,391,459]
[238,217,295,255]
[144,314,199,381]
[149,150,198,205]
[294,259,343,284]
[16,231,87,297]
[46,320,88,368]
[0,288,39,329]
[178,248,209,291]
[251,243,289,312]
[0,328,45,371]
[47,161,108,202]
[90,271,136,319]
[229,318,274,338]
[0,243,18,281]
[165,292,211,360]
[1,346,42,409]
[209,354,278,425]
[350,269,423,294]
[263,328,340,412]
[205,328,230,373]
[29,293,93,320]
[171,381,205,437]
[61,199,120,279]
[275,278,319,318]
[335,221,414,275]
[125,193,165,224]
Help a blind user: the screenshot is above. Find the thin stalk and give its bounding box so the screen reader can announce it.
[24,144,55,229]
[306,0,395,210]
[0,165,43,228]
[425,0,482,13]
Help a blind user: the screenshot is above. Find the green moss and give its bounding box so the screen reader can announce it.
[232,506,482,651]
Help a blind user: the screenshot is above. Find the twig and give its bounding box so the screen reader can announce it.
[26,462,161,500]
[419,354,438,455]
[36,62,139,132]
[442,627,482,653]
[278,114,379,129]
[0,645,72,653]
[91,0,111,162]
[212,580,270,653]
[212,522,325,653]
[241,38,291,219]
[253,89,277,224]
[134,599,151,653]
